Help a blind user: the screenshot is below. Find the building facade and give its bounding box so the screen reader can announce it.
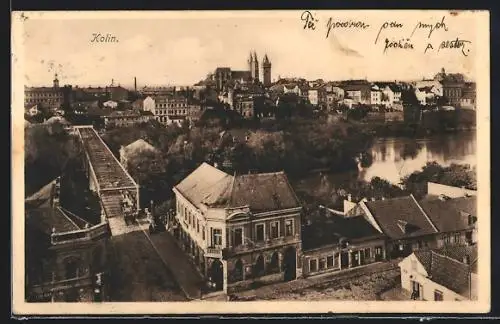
[172,163,303,293]
[25,178,110,302]
[24,74,67,111]
[399,246,477,301]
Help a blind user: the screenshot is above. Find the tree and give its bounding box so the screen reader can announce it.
[401,162,476,198]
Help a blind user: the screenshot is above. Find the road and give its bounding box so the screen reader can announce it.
[107,230,188,302]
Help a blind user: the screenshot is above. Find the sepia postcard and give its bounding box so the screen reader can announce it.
[12,10,490,315]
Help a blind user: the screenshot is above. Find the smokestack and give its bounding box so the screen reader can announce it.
[134,77,137,92]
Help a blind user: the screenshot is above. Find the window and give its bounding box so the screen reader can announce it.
[233,228,243,247]
[444,235,451,244]
[309,259,318,272]
[454,233,461,244]
[212,228,222,246]
[285,219,294,236]
[434,290,444,301]
[327,255,334,268]
[256,224,265,242]
[319,258,326,270]
[202,226,206,241]
[196,219,200,233]
[270,221,279,239]
[364,248,371,259]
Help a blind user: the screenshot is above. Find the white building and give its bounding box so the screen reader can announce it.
[143,96,156,113]
[399,246,478,301]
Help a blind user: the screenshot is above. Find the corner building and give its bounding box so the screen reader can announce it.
[172,163,302,292]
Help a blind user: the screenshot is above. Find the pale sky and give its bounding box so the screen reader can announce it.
[18,10,481,88]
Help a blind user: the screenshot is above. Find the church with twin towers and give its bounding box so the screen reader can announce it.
[212,50,272,91]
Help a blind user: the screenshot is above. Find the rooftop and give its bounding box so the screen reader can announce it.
[25,179,91,235]
[174,162,301,214]
[413,247,477,298]
[419,195,477,233]
[362,195,438,239]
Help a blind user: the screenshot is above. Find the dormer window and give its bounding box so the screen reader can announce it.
[397,219,408,233]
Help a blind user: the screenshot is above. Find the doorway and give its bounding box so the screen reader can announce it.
[283,247,296,281]
[340,252,349,269]
[209,259,224,291]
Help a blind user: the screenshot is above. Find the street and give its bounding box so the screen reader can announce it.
[107,230,187,302]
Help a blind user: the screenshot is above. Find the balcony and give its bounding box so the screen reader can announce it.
[227,234,301,256]
[51,222,110,245]
[205,246,223,258]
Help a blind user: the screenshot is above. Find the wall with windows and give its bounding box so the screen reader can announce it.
[302,238,386,277]
[225,212,301,250]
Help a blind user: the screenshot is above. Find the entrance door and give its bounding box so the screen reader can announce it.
[283,247,296,281]
[340,252,349,269]
[411,280,423,300]
[210,259,224,291]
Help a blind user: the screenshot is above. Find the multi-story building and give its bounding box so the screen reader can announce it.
[152,96,201,127]
[24,74,68,111]
[25,177,110,302]
[102,110,154,129]
[172,163,303,293]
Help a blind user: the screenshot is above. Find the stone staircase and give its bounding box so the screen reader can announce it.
[100,191,123,219]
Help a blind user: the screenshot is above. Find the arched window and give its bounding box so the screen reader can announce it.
[254,254,265,278]
[230,259,244,283]
[268,252,280,274]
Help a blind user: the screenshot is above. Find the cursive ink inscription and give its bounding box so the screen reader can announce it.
[410,16,449,38]
[325,17,370,38]
[375,21,403,44]
[91,33,119,43]
[301,11,318,30]
[383,38,414,54]
[438,38,472,56]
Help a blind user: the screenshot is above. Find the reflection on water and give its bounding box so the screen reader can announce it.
[360,132,477,184]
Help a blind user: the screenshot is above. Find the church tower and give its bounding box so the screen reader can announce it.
[262,54,272,87]
[247,52,254,79]
[252,51,259,82]
[53,73,60,89]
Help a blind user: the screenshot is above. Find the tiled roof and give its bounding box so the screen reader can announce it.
[174,163,300,214]
[327,214,384,241]
[419,196,477,233]
[175,162,233,209]
[228,172,301,213]
[414,249,475,298]
[363,196,438,239]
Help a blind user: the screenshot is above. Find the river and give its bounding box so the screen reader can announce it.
[293,131,477,194]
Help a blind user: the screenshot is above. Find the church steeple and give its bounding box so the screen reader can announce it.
[262,54,272,87]
[252,51,259,81]
[53,73,59,89]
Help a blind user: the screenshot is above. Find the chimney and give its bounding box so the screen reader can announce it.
[134,77,137,92]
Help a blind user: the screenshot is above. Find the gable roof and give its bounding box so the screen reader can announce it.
[414,249,475,298]
[419,196,477,233]
[363,196,438,239]
[174,163,300,214]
